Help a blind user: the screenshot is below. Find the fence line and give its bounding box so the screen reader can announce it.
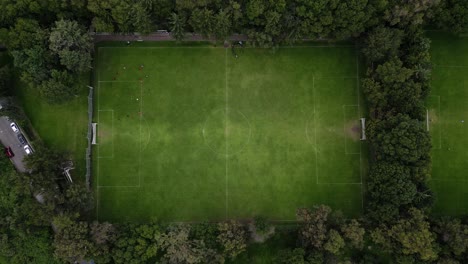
[85,86,93,189]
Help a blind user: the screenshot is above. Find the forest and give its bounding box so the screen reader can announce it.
[0,0,467,263]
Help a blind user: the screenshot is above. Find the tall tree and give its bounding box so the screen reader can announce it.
[189,8,214,38]
[112,221,161,264]
[49,19,92,73]
[53,215,94,263]
[366,162,418,223]
[169,13,186,42]
[159,225,220,263]
[371,208,439,261]
[297,205,331,250]
[368,114,431,165]
[432,0,468,34]
[217,220,247,260]
[361,26,403,63]
[130,2,153,34]
[38,70,77,103]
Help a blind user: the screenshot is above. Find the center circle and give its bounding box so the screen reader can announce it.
[202,108,251,157]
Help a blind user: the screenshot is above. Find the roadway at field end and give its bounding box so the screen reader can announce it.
[0,116,28,172]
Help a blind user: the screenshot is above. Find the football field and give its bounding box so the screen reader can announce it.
[427,32,468,215]
[94,43,367,222]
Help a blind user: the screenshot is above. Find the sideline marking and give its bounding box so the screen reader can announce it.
[96,73,100,220]
[312,77,318,185]
[225,48,229,219]
[356,51,364,211]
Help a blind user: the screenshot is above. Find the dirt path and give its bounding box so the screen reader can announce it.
[93,32,248,43]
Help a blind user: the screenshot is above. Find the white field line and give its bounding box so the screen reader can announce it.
[97,74,100,221]
[98,81,140,83]
[437,95,442,150]
[355,51,364,211]
[429,179,468,182]
[433,64,468,68]
[225,48,229,219]
[98,185,141,188]
[342,105,361,155]
[319,182,363,185]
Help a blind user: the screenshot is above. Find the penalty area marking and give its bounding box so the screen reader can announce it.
[97,109,114,159]
[314,79,363,187]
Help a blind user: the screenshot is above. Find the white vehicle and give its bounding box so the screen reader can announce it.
[23,145,32,155]
[10,122,19,133]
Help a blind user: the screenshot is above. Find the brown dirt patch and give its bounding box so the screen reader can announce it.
[344,120,361,141]
[98,126,112,143]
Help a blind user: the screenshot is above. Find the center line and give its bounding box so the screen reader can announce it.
[225,49,229,219]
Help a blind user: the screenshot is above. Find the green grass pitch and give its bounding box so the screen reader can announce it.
[94,43,367,222]
[427,32,468,216]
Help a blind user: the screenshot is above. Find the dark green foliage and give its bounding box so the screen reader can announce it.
[159,225,221,263]
[190,222,219,249]
[340,219,365,250]
[64,183,94,214]
[0,65,11,95]
[49,19,92,73]
[382,0,438,28]
[189,8,215,38]
[369,114,431,165]
[253,216,270,235]
[217,220,247,260]
[169,13,186,41]
[39,70,77,103]
[363,58,425,119]
[0,156,56,262]
[297,205,331,250]
[367,162,418,223]
[371,208,439,262]
[111,221,161,263]
[297,205,363,258]
[0,0,464,262]
[433,0,468,35]
[11,46,50,86]
[0,229,58,264]
[433,217,468,260]
[323,229,345,255]
[53,215,94,263]
[275,248,308,264]
[361,26,403,63]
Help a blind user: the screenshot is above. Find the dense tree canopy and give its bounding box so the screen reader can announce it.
[0,0,467,263]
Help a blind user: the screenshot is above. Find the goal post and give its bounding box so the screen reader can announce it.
[92,123,97,145]
[360,118,366,141]
[426,109,429,131]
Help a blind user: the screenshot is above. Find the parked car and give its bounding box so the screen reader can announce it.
[17,134,26,145]
[23,145,32,155]
[10,122,19,133]
[4,147,14,158]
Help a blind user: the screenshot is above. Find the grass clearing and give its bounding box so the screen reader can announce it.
[15,78,88,178]
[427,31,468,215]
[94,44,367,222]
